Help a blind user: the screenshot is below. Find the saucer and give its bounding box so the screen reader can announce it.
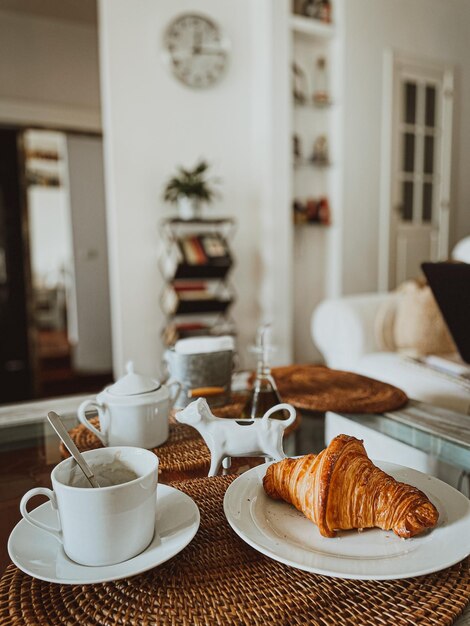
[8,484,200,585]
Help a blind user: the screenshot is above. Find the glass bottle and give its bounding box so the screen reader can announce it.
[243,324,284,419]
[313,57,330,106]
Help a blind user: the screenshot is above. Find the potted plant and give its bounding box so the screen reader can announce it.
[163,160,218,220]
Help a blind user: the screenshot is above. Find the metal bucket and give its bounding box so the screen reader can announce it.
[164,349,233,408]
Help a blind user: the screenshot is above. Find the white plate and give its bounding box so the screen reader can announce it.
[224,461,470,580]
[8,484,200,585]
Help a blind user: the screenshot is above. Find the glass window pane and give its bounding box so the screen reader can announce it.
[424,135,434,174]
[422,183,433,222]
[404,82,417,124]
[402,181,413,221]
[425,85,436,128]
[403,133,415,172]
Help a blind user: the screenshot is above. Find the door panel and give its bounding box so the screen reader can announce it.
[66,135,112,373]
[396,227,433,285]
[388,57,453,288]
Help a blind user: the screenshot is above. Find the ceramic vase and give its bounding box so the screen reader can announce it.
[178,196,202,220]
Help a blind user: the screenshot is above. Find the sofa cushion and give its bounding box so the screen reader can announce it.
[375,281,456,356]
[354,352,470,415]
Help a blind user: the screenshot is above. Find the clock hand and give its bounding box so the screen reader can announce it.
[193,29,203,55]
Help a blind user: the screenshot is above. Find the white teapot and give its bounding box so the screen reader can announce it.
[78,362,180,449]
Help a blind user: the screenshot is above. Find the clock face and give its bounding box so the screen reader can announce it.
[164,14,229,89]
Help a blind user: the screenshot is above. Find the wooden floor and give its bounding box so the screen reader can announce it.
[36,329,112,399]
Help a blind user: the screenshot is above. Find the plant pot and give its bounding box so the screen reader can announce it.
[177,197,202,220]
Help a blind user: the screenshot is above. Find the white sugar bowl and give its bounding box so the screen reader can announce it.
[78,362,180,449]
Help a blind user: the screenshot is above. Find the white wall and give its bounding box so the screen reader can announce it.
[0,10,101,130]
[100,0,470,375]
[99,0,267,378]
[341,0,470,295]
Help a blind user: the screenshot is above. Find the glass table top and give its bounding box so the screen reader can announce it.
[337,400,470,472]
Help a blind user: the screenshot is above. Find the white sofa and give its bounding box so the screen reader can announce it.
[311,238,470,488]
[312,291,470,415]
[312,238,470,415]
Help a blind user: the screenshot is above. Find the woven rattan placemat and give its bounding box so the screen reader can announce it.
[273,364,409,413]
[60,396,300,473]
[1,475,469,626]
[60,419,212,473]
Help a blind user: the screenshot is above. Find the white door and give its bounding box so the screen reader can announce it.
[66,135,113,373]
[387,56,453,289]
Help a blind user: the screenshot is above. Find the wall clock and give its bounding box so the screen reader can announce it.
[163,14,230,89]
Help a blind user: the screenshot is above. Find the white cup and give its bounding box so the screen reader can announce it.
[20,447,158,566]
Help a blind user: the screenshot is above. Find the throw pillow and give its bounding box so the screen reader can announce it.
[393,280,456,356]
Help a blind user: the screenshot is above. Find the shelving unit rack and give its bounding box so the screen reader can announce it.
[158,217,236,346]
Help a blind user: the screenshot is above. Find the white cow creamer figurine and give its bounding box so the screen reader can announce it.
[175,398,297,476]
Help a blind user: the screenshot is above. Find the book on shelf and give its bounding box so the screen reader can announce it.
[180,236,207,265]
[173,281,207,292]
[161,284,232,315]
[178,234,230,266]
[161,233,232,280]
[199,234,228,258]
[173,281,214,300]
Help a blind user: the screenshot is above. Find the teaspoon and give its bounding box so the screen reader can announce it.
[47,411,101,488]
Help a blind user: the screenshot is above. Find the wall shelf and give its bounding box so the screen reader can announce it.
[294,100,335,110]
[290,15,335,39]
[290,0,342,363]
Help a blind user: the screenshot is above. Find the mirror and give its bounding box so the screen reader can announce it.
[0,0,113,405]
[0,126,112,404]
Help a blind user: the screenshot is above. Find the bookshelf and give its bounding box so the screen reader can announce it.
[159,218,236,346]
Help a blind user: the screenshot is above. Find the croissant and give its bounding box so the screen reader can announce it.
[263,434,438,538]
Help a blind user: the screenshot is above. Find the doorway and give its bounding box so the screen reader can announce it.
[0,126,113,403]
[380,52,454,290]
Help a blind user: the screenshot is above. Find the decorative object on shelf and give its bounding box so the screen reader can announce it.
[176,397,296,476]
[292,62,308,104]
[319,0,332,22]
[296,0,332,23]
[293,196,331,225]
[163,14,230,89]
[163,160,219,220]
[310,135,330,165]
[293,134,302,161]
[158,218,236,346]
[317,196,331,224]
[313,57,330,106]
[164,335,234,408]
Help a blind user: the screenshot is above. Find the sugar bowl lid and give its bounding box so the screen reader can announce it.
[108,361,161,396]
